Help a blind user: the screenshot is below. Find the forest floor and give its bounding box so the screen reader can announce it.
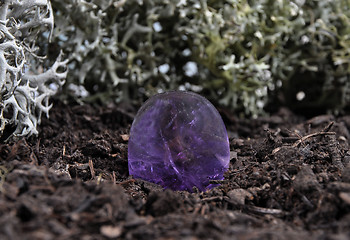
[1,99,350,240]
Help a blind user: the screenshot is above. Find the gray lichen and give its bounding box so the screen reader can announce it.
[51,0,350,115]
[0,0,68,140]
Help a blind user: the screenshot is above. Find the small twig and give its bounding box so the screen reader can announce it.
[292,132,336,148]
[286,128,307,146]
[201,196,227,202]
[112,171,116,184]
[300,195,314,209]
[322,121,334,132]
[97,174,102,185]
[243,205,284,216]
[62,145,66,157]
[225,196,285,216]
[29,152,38,165]
[88,159,95,179]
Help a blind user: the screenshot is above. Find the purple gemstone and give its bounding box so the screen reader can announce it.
[128,91,230,192]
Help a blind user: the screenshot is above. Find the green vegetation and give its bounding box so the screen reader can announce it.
[52,0,350,116]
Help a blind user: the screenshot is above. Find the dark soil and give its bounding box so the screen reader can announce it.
[1,100,350,240]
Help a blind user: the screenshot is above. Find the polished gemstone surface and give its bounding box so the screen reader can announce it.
[128,91,230,192]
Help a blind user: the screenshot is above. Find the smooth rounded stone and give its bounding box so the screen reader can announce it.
[128,91,230,192]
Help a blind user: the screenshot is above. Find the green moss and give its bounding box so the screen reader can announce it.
[52,0,350,116]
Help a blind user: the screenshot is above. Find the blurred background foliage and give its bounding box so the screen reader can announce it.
[50,0,350,117]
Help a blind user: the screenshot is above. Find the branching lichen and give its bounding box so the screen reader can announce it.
[51,0,350,115]
[0,0,68,140]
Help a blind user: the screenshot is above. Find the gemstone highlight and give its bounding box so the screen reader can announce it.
[128,91,230,192]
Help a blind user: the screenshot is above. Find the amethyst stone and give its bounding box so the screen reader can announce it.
[128,91,230,192]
